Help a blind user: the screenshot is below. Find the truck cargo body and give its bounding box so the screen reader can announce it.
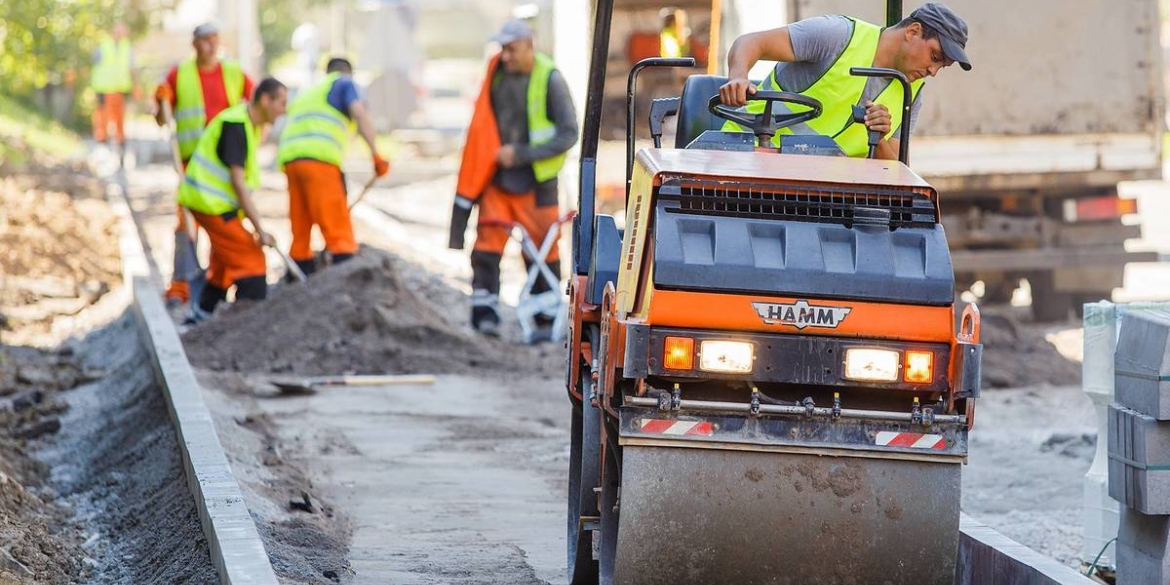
[787,0,1164,318]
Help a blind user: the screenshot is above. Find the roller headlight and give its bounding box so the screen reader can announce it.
[843,348,900,382]
[698,340,755,374]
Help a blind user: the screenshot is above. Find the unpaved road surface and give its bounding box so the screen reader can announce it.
[123,137,1132,580]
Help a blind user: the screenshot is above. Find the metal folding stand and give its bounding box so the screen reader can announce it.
[484,210,577,344]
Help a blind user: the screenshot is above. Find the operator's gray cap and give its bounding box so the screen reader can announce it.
[193,22,220,39]
[910,2,971,71]
[491,19,534,46]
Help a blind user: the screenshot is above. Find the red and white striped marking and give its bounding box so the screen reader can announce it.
[875,431,946,450]
[639,419,715,436]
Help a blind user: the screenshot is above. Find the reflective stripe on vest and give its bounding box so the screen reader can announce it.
[277,72,355,167]
[92,38,133,94]
[722,18,923,157]
[177,103,260,216]
[527,53,566,183]
[174,59,246,160]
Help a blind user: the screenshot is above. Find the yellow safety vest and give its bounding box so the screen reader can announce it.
[177,103,259,216]
[496,52,566,183]
[91,37,133,94]
[724,18,923,157]
[174,59,245,160]
[660,29,687,59]
[277,72,356,168]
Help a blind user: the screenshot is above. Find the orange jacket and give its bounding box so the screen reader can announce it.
[455,55,502,205]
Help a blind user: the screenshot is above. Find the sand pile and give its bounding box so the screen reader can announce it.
[978,309,1081,389]
[183,249,518,377]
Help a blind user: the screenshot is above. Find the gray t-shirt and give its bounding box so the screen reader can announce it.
[775,15,921,134]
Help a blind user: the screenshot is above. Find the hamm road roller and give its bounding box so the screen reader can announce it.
[564,1,983,583]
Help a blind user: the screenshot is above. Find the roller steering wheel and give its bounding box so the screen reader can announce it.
[708,91,824,147]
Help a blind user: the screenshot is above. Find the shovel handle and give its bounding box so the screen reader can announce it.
[269,245,308,282]
[347,174,381,210]
[322,375,436,386]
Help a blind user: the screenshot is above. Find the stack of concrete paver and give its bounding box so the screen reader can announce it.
[1110,308,1170,583]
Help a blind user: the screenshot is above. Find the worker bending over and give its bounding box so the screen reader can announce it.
[177,79,288,325]
[718,2,971,159]
[449,19,579,338]
[277,57,390,275]
[155,22,255,306]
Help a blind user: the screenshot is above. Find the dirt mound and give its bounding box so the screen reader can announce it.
[0,169,120,345]
[184,249,516,377]
[0,158,122,584]
[0,345,87,584]
[978,309,1081,389]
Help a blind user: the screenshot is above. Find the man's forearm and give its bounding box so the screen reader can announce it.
[350,102,379,155]
[231,168,264,235]
[874,138,899,161]
[515,124,577,163]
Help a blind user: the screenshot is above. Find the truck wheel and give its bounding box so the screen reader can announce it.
[1027,272,1074,322]
[567,397,600,584]
[980,276,1018,305]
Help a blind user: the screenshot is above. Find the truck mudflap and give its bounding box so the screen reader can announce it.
[610,403,964,585]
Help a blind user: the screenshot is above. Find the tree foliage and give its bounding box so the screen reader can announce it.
[0,1,175,111]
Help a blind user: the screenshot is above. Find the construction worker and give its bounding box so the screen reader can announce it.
[448,19,578,339]
[155,22,256,306]
[90,22,137,155]
[718,2,972,159]
[659,8,690,59]
[177,78,288,325]
[278,57,391,275]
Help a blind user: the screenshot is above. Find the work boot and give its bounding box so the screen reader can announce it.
[475,318,501,338]
[471,301,501,339]
[179,305,213,333]
[472,309,502,338]
[164,280,190,307]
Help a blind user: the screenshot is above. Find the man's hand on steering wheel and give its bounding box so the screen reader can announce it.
[719,77,757,107]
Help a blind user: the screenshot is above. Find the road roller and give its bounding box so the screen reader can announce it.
[565,1,983,583]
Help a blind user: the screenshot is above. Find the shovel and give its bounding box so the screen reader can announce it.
[270,374,436,394]
[347,174,380,210]
[269,244,308,283]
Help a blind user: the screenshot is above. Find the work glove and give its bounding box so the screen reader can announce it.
[373,153,391,178]
[449,196,474,250]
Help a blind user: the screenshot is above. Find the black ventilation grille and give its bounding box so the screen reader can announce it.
[656,176,938,228]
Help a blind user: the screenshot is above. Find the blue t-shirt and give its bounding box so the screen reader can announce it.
[327,76,361,119]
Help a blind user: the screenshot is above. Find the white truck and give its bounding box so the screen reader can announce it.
[757,0,1165,320]
[585,0,1164,321]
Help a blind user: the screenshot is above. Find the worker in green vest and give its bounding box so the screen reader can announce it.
[718,2,972,159]
[447,19,578,339]
[659,8,690,59]
[278,57,390,276]
[90,22,137,153]
[177,78,288,325]
[155,22,255,308]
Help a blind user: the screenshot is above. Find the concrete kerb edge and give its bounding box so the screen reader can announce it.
[958,514,1097,584]
[107,180,280,585]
